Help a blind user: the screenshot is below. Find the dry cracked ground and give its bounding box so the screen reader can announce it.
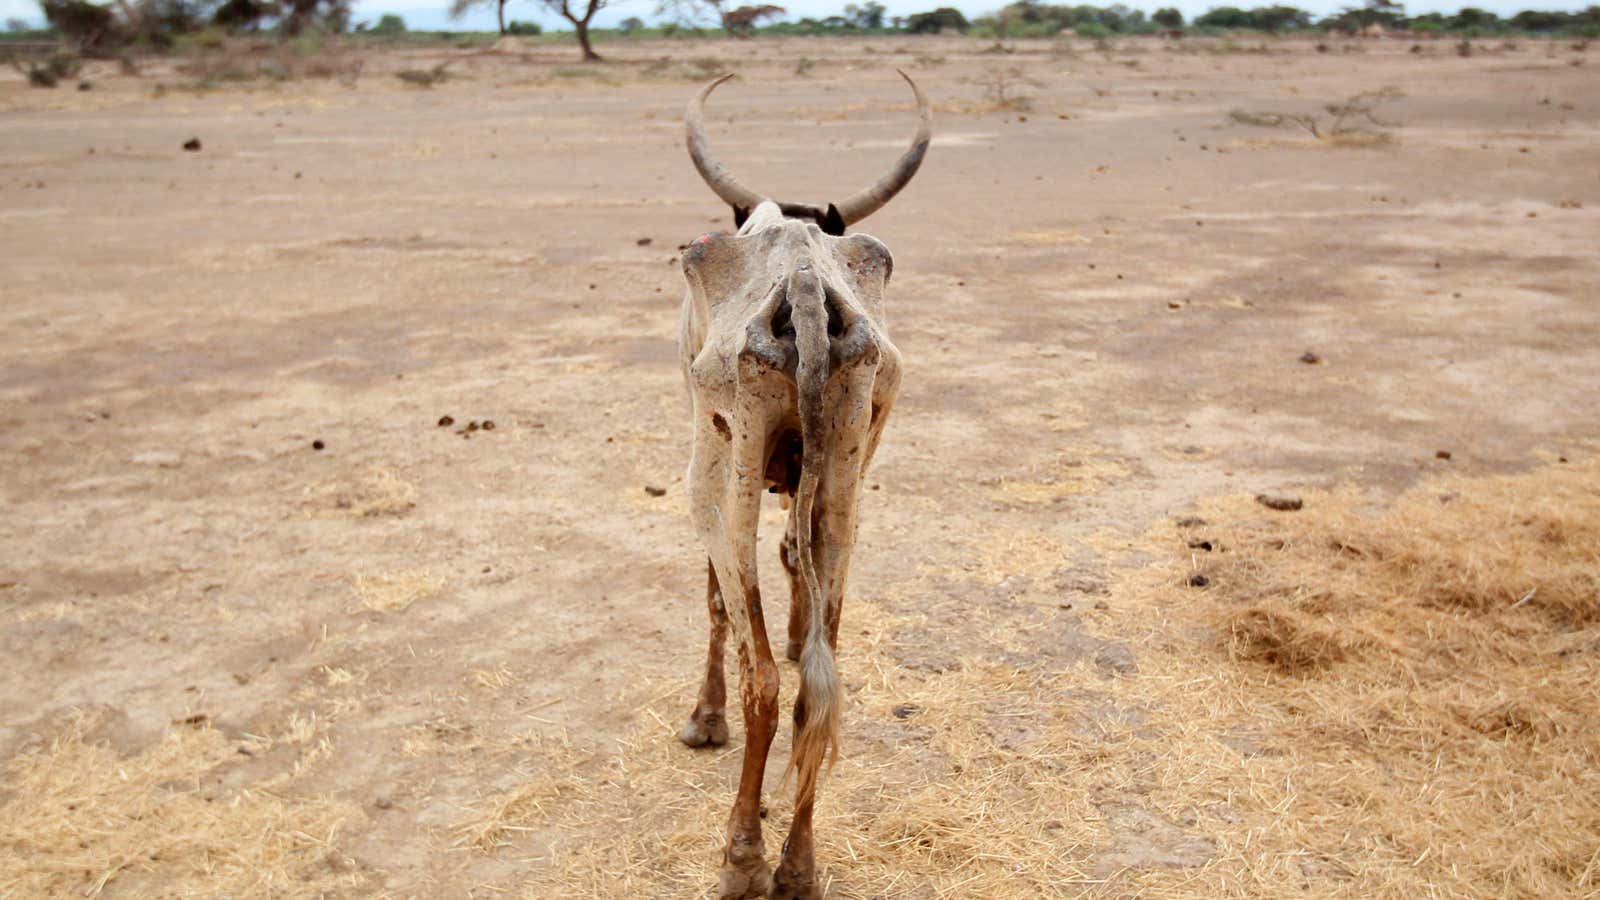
[2,33,1597,897]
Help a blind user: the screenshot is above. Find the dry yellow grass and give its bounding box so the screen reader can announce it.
[7,459,1592,897]
[454,455,1598,898]
[1118,454,1600,896]
[0,712,362,897]
[352,568,444,613]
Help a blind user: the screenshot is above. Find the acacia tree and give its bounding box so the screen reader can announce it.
[449,0,511,33]
[656,0,782,36]
[548,0,609,59]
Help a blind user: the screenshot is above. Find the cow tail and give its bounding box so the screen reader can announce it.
[784,258,840,806]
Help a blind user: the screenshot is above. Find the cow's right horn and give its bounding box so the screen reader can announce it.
[834,70,932,226]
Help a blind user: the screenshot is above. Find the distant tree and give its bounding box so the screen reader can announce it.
[319,0,350,31]
[1195,5,1248,28]
[1152,6,1183,28]
[546,0,614,59]
[722,3,783,34]
[506,18,540,31]
[211,0,268,30]
[450,0,512,34]
[1509,9,1569,31]
[1251,5,1310,31]
[39,0,119,52]
[905,5,966,32]
[1098,3,1143,31]
[372,11,405,32]
[618,13,644,30]
[276,0,349,35]
[1328,0,1402,31]
[657,0,783,35]
[1448,6,1497,30]
[844,0,884,28]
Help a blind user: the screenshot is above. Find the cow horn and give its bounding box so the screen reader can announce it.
[686,73,765,213]
[686,71,932,227]
[835,70,932,226]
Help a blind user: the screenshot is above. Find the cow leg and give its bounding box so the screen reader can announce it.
[779,522,805,663]
[681,560,730,748]
[687,389,782,899]
[719,592,780,899]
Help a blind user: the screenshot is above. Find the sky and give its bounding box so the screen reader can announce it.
[3,0,1592,35]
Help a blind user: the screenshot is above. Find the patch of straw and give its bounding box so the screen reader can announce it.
[0,712,362,897]
[1112,454,1600,895]
[352,568,443,613]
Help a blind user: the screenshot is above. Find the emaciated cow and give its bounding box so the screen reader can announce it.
[675,72,931,899]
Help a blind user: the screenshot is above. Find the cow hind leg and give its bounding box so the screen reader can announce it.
[770,756,822,898]
[719,595,780,899]
[681,560,730,748]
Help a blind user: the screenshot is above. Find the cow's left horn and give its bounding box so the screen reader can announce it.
[686,73,766,213]
[834,70,932,226]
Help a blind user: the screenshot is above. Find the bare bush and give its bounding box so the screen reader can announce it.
[1229,87,1403,144]
[12,53,81,88]
[397,61,452,87]
[977,65,1042,112]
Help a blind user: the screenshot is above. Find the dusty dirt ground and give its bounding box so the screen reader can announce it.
[2,33,1598,897]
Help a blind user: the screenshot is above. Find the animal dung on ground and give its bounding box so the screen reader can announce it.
[1256,493,1304,511]
[1436,449,1452,460]
[892,704,920,719]
[636,237,653,246]
[1299,351,1322,364]
[643,485,666,497]
[311,439,325,451]
[182,137,202,152]
[1188,573,1211,587]
[481,420,496,431]
[437,415,454,427]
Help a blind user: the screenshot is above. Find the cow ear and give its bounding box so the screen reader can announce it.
[733,205,750,229]
[821,203,846,236]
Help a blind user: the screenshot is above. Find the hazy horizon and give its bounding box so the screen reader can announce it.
[4,0,1592,35]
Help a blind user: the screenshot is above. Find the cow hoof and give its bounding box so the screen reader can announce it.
[679,709,729,748]
[769,858,820,900]
[718,855,772,899]
[784,640,802,663]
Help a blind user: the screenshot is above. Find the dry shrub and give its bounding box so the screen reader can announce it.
[1224,604,1357,671]
[1229,87,1404,146]
[0,712,362,896]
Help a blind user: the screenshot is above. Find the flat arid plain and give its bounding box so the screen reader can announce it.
[2,33,1598,897]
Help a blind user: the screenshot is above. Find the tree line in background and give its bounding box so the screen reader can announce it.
[6,0,1598,63]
